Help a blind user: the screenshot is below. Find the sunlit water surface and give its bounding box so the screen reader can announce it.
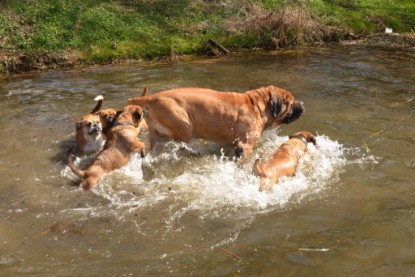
[0,46,414,276]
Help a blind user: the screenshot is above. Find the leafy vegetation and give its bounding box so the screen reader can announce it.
[1,0,414,74]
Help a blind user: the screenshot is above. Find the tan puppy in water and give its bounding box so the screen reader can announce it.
[253,131,317,191]
[128,85,304,159]
[75,95,117,156]
[67,105,146,190]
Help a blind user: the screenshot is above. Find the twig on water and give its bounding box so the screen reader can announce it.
[368,113,411,140]
[369,128,386,138]
[298,247,331,256]
[277,234,291,249]
[220,248,242,262]
[362,139,370,153]
[391,97,414,107]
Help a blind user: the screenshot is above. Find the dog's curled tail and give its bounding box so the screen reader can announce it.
[90,95,104,114]
[67,148,86,178]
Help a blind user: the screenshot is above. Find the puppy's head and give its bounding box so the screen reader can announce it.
[95,108,117,130]
[76,95,107,136]
[116,105,144,127]
[264,85,304,128]
[76,113,102,136]
[289,131,317,146]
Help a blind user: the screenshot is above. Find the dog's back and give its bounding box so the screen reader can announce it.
[254,131,316,191]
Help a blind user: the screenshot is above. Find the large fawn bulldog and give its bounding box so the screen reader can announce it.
[253,131,317,191]
[128,85,304,158]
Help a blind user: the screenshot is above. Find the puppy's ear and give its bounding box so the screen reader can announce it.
[132,108,143,123]
[76,121,82,130]
[270,98,282,118]
[116,110,123,117]
[308,135,317,146]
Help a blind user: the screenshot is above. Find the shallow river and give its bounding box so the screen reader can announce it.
[0,46,414,276]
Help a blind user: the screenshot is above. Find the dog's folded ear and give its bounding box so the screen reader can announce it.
[270,98,282,118]
[116,110,124,117]
[132,108,143,123]
[308,135,317,146]
[76,121,82,130]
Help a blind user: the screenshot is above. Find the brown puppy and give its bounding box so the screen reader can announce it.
[67,105,146,190]
[128,85,304,158]
[95,108,117,138]
[253,131,317,191]
[75,95,117,156]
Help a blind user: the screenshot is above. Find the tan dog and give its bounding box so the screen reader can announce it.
[75,95,117,156]
[128,85,304,158]
[253,131,317,191]
[67,105,146,190]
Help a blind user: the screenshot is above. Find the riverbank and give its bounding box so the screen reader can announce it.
[1,0,415,76]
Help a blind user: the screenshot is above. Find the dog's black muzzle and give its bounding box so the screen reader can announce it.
[88,124,102,135]
[283,101,304,124]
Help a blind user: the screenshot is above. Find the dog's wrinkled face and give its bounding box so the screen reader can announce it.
[282,101,305,124]
[266,86,304,128]
[76,114,102,136]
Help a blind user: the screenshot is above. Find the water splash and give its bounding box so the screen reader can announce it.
[61,133,376,220]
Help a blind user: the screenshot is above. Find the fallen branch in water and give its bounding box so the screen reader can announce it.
[208,39,230,55]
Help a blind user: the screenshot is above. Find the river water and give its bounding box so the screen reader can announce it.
[0,46,414,276]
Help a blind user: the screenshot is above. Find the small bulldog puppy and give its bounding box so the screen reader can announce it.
[75,95,117,156]
[67,105,146,190]
[252,131,317,191]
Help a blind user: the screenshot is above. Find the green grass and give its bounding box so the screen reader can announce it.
[310,0,415,33]
[1,0,414,71]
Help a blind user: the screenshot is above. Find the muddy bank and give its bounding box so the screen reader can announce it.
[1,33,415,77]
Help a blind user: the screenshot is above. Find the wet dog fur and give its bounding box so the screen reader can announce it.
[67,105,146,190]
[253,131,317,191]
[128,85,304,159]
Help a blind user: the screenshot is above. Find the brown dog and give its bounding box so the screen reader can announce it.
[67,105,146,190]
[128,85,304,158]
[253,131,317,191]
[75,95,117,156]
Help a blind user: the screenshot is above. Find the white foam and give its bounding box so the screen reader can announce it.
[61,133,377,221]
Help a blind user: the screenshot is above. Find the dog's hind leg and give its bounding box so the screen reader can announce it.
[80,168,104,190]
[81,176,100,190]
[147,98,193,143]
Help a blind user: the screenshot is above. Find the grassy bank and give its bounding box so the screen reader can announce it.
[1,0,415,74]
